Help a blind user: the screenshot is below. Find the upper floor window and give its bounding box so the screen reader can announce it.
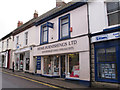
[7,39,9,48]
[59,14,70,40]
[107,2,120,26]
[40,25,48,44]
[25,32,28,45]
[16,36,19,45]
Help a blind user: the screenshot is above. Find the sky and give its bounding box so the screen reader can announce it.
[0,0,72,39]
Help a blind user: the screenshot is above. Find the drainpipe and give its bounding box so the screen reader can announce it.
[87,2,92,87]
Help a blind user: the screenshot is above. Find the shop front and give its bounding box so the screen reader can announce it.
[0,51,9,68]
[91,27,120,86]
[14,47,30,71]
[34,36,90,84]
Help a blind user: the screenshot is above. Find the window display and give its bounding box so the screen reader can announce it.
[68,53,79,78]
[44,57,52,74]
[97,47,117,79]
[53,56,59,75]
[43,56,59,75]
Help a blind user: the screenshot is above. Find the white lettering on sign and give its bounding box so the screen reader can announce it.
[91,32,120,43]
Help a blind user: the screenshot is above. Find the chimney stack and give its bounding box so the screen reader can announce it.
[34,10,38,18]
[17,21,23,27]
[56,0,66,7]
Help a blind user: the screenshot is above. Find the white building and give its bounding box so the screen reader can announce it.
[12,13,39,73]
[0,32,13,69]
[33,1,90,86]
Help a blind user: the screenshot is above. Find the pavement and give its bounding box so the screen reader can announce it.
[2,68,89,89]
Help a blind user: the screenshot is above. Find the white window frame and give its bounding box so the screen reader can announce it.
[106,1,120,26]
[25,32,28,45]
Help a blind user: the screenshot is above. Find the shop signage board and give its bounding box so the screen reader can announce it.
[91,32,120,43]
[37,56,41,70]
[34,36,89,56]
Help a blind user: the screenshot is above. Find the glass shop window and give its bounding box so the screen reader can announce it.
[68,53,79,78]
[53,56,59,75]
[97,47,117,80]
[44,57,52,75]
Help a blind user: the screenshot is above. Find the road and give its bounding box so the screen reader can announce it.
[2,72,54,89]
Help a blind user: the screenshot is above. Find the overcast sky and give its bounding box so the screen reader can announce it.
[0,0,72,39]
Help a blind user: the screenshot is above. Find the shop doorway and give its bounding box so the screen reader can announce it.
[60,55,65,78]
[20,53,24,71]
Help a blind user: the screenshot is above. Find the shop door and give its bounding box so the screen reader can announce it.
[20,53,24,71]
[61,55,65,78]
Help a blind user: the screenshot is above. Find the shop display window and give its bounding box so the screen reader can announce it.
[53,56,59,75]
[96,47,117,80]
[44,57,52,75]
[68,53,79,78]
[43,56,59,76]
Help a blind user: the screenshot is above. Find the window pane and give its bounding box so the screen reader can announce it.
[61,18,68,24]
[108,11,120,26]
[107,2,119,13]
[68,53,79,78]
[98,63,117,79]
[44,58,52,74]
[97,49,105,62]
[106,47,116,62]
[53,56,59,75]
[61,24,69,37]
[43,31,47,42]
[43,26,47,31]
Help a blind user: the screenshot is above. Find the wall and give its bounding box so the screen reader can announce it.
[0,42,1,52]
[38,5,88,44]
[13,26,39,50]
[0,36,13,52]
[88,1,108,34]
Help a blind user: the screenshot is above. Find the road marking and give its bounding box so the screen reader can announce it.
[3,71,63,89]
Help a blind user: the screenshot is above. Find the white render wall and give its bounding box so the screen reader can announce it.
[0,41,2,52]
[38,5,88,43]
[88,1,108,34]
[13,26,39,50]
[0,36,13,52]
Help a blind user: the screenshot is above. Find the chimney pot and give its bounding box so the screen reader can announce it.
[56,0,66,7]
[34,10,38,18]
[17,21,23,27]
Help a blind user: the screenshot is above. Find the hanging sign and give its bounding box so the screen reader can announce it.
[47,22,54,28]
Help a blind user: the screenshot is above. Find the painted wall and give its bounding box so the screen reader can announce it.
[0,36,13,52]
[88,1,108,34]
[38,5,88,44]
[13,26,39,50]
[0,41,2,52]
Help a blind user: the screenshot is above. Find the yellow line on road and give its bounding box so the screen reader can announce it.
[3,71,62,89]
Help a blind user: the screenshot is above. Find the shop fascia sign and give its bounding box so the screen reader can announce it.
[91,32,120,43]
[37,40,77,52]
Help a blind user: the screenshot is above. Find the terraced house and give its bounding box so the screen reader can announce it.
[0,0,120,88]
[0,32,13,69]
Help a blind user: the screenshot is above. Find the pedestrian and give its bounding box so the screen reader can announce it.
[12,61,15,72]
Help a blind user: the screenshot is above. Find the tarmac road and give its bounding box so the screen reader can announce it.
[2,72,54,89]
